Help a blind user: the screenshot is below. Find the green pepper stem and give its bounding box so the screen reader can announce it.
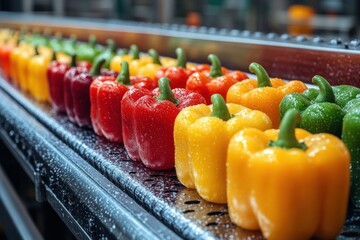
[116,61,130,85]
[70,54,77,67]
[148,49,162,65]
[210,94,232,121]
[175,48,186,68]
[208,54,223,78]
[130,44,140,60]
[249,62,272,88]
[34,45,39,56]
[269,109,307,150]
[51,51,57,61]
[156,77,179,105]
[313,75,335,103]
[90,57,105,76]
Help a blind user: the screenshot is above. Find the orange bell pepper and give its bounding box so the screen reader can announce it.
[226,62,307,128]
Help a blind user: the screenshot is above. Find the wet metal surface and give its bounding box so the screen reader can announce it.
[0,78,359,239]
[0,81,180,240]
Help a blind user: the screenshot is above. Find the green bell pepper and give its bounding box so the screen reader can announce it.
[93,39,116,69]
[62,34,78,56]
[342,97,360,208]
[303,83,360,107]
[76,35,98,63]
[49,32,64,53]
[280,75,345,137]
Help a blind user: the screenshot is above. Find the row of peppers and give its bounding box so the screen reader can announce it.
[0,28,359,239]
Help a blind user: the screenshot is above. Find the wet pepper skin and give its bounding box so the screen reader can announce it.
[47,58,70,113]
[64,57,117,128]
[174,94,272,203]
[154,48,194,89]
[227,109,350,240]
[121,77,206,170]
[90,61,155,142]
[226,62,307,128]
[186,54,248,104]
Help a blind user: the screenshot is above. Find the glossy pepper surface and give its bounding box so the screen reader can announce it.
[174,94,272,203]
[27,47,52,102]
[64,57,117,128]
[186,54,248,104]
[342,98,360,208]
[121,77,206,170]
[226,62,307,128]
[304,84,360,108]
[136,49,163,79]
[227,109,350,240]
[90,61,155,142]
[0,39,16,81]
[154,48,194,89]
[47,52,75,113]
[280,75,345,137]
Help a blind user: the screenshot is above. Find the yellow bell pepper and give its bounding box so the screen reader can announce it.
[110,44,152,75]
[16,43,35,92]
[174,94,272,203]
[27,47,52,102]
[227,109,350,240]
[137,49,162,79]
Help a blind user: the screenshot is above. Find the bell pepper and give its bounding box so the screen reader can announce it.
[226,62,307,128]
[0,38,16,81]
[64,56,116,127]
[110,44,152,76]
[121,77,206,170]
[16,44,35,92]
[227,109,350,239]
[27,46,52,102]
[76,35,98,63]
[47,51,71,113]
[90,61,155,142]
[136,48,163,79]
[154,48,194,89]
[280,75,345,137]
[48,32,63,53]
[342,98,360,208]
[304,84,360,108]
[62,34,77,56]
[174,94,272,203]
[186,54,248,104]
[93,39,116,69]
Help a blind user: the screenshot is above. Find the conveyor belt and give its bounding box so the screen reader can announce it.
[0,76,359,239]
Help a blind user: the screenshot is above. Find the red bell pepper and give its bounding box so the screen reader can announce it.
[154,48,194,89]
[48,54,93,113]
[186,54,248,104]
[47,52,70,113]
[64,56,117,128]
[0,41,16,81]
[121,77,206,170]
[90,61,155,142]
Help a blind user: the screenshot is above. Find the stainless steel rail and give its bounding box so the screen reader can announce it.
[0,12,360,87]
[0,164,44,240]
[0,82,181,240]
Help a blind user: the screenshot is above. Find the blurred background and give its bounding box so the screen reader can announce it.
[0,0,359,39]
